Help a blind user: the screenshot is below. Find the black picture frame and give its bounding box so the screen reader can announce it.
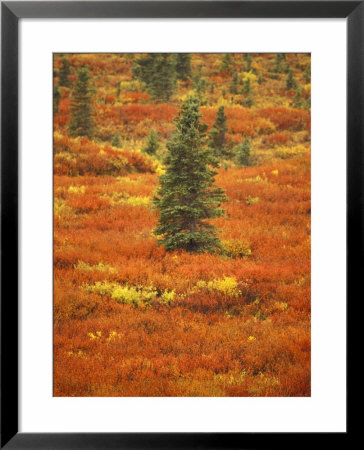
[1,1,358,448]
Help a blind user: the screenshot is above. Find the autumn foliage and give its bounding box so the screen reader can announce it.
[54,53,311,397]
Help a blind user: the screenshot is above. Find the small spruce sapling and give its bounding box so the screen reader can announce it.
[53,84,61,113]
[58,57,71,87]
[68,67,95,138]
[235,137,251,166]
[111,133,121,147]
[143,129,160,156]
[286,68,297,90]
[208,106,228,159]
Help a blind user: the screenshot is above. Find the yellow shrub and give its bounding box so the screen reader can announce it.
[245,196,259,206]
[75,261,116,273]
[111,285,142,306]
[244,175,267,184]
[223,239,252,258]
[160,289,176,305]
[193,277,241,297]
[276,145,306,159]
[101,193,150,207]
[68,185,86,194]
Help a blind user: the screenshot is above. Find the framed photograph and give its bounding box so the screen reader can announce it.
[1,1,356,447]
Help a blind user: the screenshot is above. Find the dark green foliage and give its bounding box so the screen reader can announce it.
[304,65,311,83]
[220,53,233,74]
[132,53,176,102]
[235,137,251,166]
[58,57,71,87]
[68,67,94,138]
[243,93,254,108]
[153,97,227,253]
[174,53,192,81]
[244,53,253,71]
[273,53,285,73]
[229,72,239,95]
[286,68,296,90]
[305,96,311,110]
[242,77,251,94]
[53,84,61,113]
[111,133,121,147]
[192,65,207,101]
[208,106,228,158]
[193,78,207,100]
[258,73,263,85]
[143,129,159,155]
[293,87,303,109]
[116,81,121,99]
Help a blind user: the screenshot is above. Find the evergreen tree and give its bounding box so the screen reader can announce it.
[132,53,176,102]
[111,133,121,147]
[220,53,233,74]
[273,53,285,73]
[235,137,251,166]
[304,65,311,83]
[258,73,263,85]
[174,53,192,81]
[293,86,303,109]
[305,96,311,110]
[286,68,296,90]
[229,72,239,95]
[244,53,253,71]
[58,57,71,87]
[53,84,61,113]
[192,64,206,100]
[68,67,94,138]
[143,129,159,155]
[116,81,121,99]
[193,78,207,101]
[243,93,254,108]
[242,77,251,94]
[153,97,227,253]
[208,106,228,158]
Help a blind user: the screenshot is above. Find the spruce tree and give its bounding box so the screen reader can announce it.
[242,77,251,94]
[143,129,159,155]
[229,72,239,95]
[132,53,176,102]
[235,137,251,166]
[58,57,71,87]
[116,81,121,99]
[53,85,61,113]
[244,53,253,71]
[273,53,285,73]
[286,68,296,90]
[304,65,311,83]
[293,86,303,109]
[174,53,192,81]
[194,78,207,101]
[243,93,254,108]
[220,53,233,74]
[111,133,121,147]
[153,97,227,253]
[68,67,94,138]
[208,106,228,158]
